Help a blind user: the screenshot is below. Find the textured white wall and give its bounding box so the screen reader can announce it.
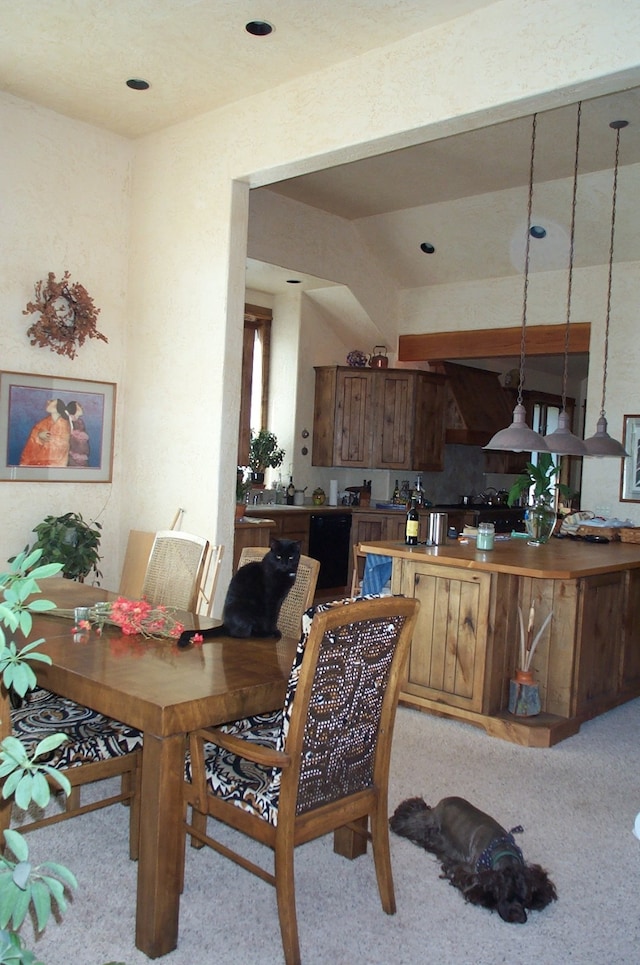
[0,93,132,586]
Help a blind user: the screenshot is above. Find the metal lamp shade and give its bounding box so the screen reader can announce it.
[583,415,628,457]
[484,403,549,453]
[544,411,587,455]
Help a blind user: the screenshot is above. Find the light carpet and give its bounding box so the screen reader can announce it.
[18,698,640,965]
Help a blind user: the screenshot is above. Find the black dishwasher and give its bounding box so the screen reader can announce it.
[308,514,352,589]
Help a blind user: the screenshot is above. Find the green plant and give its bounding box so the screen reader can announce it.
[23,513,102,583]
[507,452,573,507]
[0,549,77,964]
[236,467,251,503]
[248,430,285,474]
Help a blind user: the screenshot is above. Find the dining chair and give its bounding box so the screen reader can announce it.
[4,686,142,859]
[142,530,210,612]
[182,594,419,965]
[237,546,320,638]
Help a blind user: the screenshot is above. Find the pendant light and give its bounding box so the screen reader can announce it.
[485,113,549,453]
[544,102,587,456]
[583,119,629,458]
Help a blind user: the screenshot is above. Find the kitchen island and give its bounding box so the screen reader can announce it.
[358,537,640,746]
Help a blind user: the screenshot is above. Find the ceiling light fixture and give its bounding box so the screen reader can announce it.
[484,114,549,454]
[583,119,629,458]
[246,20,274,36]
[419,242,435,254]
[126,79,150,91]
[544,102,587,456]
[530,225,547,239]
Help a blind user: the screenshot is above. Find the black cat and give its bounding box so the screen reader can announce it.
[177,538,301,646]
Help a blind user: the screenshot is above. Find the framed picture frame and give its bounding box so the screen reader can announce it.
[620,415,640,502]
[0,371,116,483]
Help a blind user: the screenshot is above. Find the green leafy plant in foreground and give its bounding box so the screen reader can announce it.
[0,549,77,964]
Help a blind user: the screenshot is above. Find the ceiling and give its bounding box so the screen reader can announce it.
[2,1,638,384]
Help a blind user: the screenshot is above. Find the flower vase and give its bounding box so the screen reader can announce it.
[525,497,557,545]
[508,669,541,716]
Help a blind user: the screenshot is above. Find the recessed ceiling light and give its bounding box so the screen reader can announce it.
[126,79,150,91]
[530,225,547,239]
[246,20,274,36]
[286,279,302,284]
[420,242,435,254]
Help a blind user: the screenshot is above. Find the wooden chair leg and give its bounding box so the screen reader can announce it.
[275,838,301,965]
[128,758,142,861]
[0,797,12,848]
[189,806,207,850]
[66,786,81,812]
[370,804,395,915]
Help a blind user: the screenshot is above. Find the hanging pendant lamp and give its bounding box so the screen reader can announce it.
[544,102,587,456]
[583,119,629,458]
[485,114,549,454]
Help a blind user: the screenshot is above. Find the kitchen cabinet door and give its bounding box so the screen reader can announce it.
[313,367,374,468]
[399,561,491,713]
[313,366,445,470]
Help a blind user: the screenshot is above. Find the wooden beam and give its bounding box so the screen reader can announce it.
[398,323,590,361]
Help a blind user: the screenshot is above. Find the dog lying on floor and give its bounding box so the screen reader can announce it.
[390,796,557,923]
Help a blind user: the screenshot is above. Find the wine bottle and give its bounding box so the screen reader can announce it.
[405,497,419,545]
[286,476,295,505]
[392,479,400,503]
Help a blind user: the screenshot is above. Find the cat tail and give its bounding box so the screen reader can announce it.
[177,625,227,648]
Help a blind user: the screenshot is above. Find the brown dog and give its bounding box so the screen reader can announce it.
[390,796,557,923]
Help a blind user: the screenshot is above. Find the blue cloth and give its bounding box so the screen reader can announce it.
[361,554,392,596]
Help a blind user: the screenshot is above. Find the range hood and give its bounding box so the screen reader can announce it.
[439,361,514,446]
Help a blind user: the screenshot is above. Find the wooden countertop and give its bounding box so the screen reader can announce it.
[358,536,640,579]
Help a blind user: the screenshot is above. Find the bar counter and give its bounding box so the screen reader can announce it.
[358,536,640,746]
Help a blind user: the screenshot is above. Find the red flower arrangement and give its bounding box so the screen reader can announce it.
[72,597,184,640]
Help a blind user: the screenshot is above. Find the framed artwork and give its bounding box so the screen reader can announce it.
[620,415,640,502]
[0,371,116,482]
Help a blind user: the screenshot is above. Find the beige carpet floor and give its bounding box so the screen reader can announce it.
[17,697,640,965]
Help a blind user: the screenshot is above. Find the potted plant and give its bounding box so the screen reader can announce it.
[248,429,285,484]
[507,452,572,545]
[236,467,251,519]
[0,549,78,961]
[22,512,102,583]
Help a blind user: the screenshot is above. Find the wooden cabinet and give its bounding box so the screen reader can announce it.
[397,560,501,713]
[313,366,445,471]
[351,510,406,546]
[248,512,309,556]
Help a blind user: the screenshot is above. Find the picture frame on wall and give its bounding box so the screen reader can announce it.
[620,414,640,503]
[0,371,116,482]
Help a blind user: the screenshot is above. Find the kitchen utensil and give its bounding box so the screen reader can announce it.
[368,345,389,368]
[427,512,448,545]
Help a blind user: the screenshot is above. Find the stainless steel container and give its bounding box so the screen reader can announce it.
[427,512,448,545]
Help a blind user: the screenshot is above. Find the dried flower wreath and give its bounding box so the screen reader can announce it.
[23,270,108,360]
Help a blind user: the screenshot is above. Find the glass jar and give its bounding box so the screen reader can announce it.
[477,521,495,550]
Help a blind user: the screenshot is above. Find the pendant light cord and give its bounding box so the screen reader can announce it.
[600,122,623,419]
[562,101,582,414]
[517,113,537,408]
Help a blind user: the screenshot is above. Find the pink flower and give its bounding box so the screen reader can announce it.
[190,633,204,646]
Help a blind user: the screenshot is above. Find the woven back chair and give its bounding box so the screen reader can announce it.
[182,594,419,965]
[237,546,320,639]
[1,685,142,858]
[142,530,210,612]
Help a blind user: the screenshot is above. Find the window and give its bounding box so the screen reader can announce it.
[238,304,272,465]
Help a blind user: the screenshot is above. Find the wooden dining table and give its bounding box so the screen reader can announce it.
[27,578,297,958]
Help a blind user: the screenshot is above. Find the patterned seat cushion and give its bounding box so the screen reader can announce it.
[11,687,143,769]
[185,596,380,825]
